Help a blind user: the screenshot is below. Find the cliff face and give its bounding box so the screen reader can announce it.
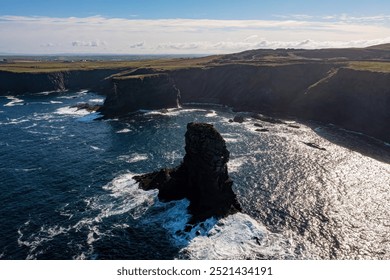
[1,59,389,142]
[170,63,335,113]
[291,68,390,142]
[134,122,241,222]
[0,69,119,95]
[99,73,179,117]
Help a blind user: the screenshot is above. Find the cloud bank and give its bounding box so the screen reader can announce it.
[1,15,390,54]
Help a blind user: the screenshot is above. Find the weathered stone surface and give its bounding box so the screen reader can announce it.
[134,122,241,222]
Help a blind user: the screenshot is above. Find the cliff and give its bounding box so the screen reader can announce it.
[134,122,241,222]
[99,72,179,118]
[1,45,389,142]
[0,69,119,95]
[102,63,390,142]
[291,68,390,142]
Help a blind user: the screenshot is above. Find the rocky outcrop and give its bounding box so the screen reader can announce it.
[134,122,241,222]
[0,69,119,95]
[99,73,180,118]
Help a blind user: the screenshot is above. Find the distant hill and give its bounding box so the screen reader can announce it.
[216,43,390,64]
[366,43,390,50]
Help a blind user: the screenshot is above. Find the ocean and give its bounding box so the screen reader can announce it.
[0,90,389,260]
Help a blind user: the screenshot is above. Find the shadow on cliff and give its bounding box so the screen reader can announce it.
[308,123,390,164]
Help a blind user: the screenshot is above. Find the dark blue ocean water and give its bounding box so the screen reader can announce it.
[1,91,389,260]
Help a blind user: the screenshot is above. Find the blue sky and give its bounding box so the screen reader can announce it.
[1,0,390,54]
[2,0,390,19]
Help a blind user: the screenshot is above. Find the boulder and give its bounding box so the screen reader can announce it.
[233,115,245,123]
[134,122,241,222]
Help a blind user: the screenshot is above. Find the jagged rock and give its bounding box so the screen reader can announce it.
[254,123,263,127]
[233,115,245,123]
[134,122,241,222]
[303,142,326,151]
[251,113,285,124]
[255,128,269,132]
[71,102,101,112]
[288,124,300,129]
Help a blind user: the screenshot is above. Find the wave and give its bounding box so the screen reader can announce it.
[3,96,24,107]
[116,128,131,133]
[88,98,104,103]
[55,106,90,116]
[180,213,296,260]
[118,153,148,163]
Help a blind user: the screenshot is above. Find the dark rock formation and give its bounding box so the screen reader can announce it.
[134,122,241,222]
[254,123,263,127]
[303,142,326,151]
[255,128,269,132]
[0,69,118,95]
[233,115,245,123]
[251,113,285,124]
[71,102,101,112]
[99,73,180,118]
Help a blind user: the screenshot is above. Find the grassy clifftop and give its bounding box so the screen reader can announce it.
[0,56,218,73]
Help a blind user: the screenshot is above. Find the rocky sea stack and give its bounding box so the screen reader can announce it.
[134,122,241,222]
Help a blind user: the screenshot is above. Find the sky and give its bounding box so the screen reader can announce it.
[1,0,390,54]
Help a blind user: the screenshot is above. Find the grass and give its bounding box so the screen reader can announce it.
[0,55,219,73]
[347,61,390,73]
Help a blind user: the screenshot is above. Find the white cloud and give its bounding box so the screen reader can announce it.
[129,42,145,49]
[0,15,390,54]
[71,40,107,47]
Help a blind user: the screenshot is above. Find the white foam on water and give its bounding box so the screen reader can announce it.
[221,133,243,143]
[205,110,217,117]
[181,212,295,260]
[50,101,63,104]
[118,153,148,163]
[144,108,208,117]
[89,98,104,103]
[116,128,131,133]
[164,150,182,163]
[4,96,24,107]
[100,173,158,219]
[3,117,29,125]
[228,157,246,173]
[17,220,70,260]
[90,145,104,151]
[55,106,90,116]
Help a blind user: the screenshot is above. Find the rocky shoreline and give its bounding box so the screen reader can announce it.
[1,46,389,143]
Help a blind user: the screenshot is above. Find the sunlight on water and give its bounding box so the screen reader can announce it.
[1,91,389,259]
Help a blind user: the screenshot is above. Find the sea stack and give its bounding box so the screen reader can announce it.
[134,122,241,222]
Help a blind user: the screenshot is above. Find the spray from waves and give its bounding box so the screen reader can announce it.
[55,106,90,116]
[17,173,159,259]
[116,128,132,134]
[16,170,299,260]
[3,96,24,107]
[138,199,298,259]
[118,154,148,163]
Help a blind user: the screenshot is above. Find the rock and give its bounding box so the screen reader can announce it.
[71,102,101,112]
[288,124,300,129]
[302,142,326,151]
[134,122,241,222]
[255,128,269,132]
[251,113,285,124]
[228,119,234,123]
[254,123,263,127]
[233,115,245,123]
